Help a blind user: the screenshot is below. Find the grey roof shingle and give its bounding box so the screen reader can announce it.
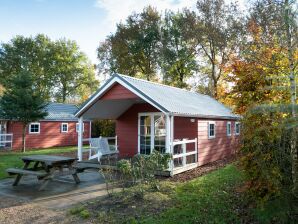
[118,74,238,119]
[76,73,239,119]
[43,103,78,121]
[0,103,79,121]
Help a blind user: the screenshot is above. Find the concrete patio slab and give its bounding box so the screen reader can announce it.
[0,170,109,209]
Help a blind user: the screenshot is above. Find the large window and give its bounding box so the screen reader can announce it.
[235,122,240,135]
[208,121,215,139]
[29,123,40,134]
[227,121,231,136]
[61,123,68,133]
[139,113,166,154]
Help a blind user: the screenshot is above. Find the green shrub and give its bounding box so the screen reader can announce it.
[69,206,85,215]
[79,209,90,219]
[240,111,293,205]
[117,150,171,196]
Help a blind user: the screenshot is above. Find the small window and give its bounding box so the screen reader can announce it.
[29,123,40,134]
[235,122,240,135]
[227,122,231,136]
[208,122,215,138]
[76,123,84,132]
[61,123,68,133]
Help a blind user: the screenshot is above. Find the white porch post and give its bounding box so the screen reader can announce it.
[166,114,171,153]
[166,114,174,176]
[78,116,83,161]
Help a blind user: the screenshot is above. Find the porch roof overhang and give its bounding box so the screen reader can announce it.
[81,98,147,120]
[75,75,168,120]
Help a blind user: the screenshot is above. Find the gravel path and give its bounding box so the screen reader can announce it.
[0,196,87,224]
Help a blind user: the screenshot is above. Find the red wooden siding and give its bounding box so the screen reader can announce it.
[197,119,239,165]
[7,121,90,150]
[101,83,139,100]
[116,103,160,157]
[174,117,198,152]
[173,118,239,166]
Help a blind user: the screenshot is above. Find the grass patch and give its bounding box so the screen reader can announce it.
[143,164,245,224]
[69,205,90,219]
[69,163,294,223]
[69,181,176,223]
[69,164,246,223]
[0,146,77,179]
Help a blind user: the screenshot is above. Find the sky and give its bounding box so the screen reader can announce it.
[0,0,201,64]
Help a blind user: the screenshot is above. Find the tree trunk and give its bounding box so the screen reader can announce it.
[62,84,67,103]
[285,0,297,197]
[211,62,218,99]
[22,124,26,153]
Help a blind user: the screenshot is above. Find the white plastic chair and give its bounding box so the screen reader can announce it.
[89,137,119,162]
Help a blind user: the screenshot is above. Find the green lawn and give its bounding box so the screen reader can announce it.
[71,164,248,223]
[143,164,245,224]
[71,163,294,223]
[0,146,77,179]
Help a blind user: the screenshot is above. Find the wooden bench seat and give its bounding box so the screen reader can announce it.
[74,162,101,172]
[74,162,118,173]
[6,168,47,178]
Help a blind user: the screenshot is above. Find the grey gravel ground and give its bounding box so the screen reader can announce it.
[0,196,93,224]
[0,171,106,224]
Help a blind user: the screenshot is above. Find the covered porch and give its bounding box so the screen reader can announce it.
[75,77,198,176]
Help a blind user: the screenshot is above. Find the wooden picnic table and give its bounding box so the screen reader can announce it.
[7,155,80,190]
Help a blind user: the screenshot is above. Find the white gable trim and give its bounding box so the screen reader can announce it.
[75,76,167,117]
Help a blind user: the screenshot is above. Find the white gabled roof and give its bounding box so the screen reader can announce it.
[75,74,239,119]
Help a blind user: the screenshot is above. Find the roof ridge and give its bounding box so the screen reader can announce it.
[116,73,207,96]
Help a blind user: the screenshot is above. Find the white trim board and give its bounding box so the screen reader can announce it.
[137,112,168,155]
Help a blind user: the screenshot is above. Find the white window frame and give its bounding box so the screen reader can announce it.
[61,123,68,133]
[208,121,216,139]
[76,123,84,133]
[235,122,240,135]
[29,122,40,134]
[227,121,231,136]
[138,112,167,154]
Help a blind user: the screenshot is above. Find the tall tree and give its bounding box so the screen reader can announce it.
[97,6,161,81]
[0,34,98,103]
[51,39,98,103]
[226,0,298,203]
[0,34,54,99]
[284,0,298,197]
[195,0,244,98]
[0,71,48,152]
[159,10,198,88]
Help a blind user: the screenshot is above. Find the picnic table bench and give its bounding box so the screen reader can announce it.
[6,155,80,190]
[6,168,47,178]
[74,161,119,173]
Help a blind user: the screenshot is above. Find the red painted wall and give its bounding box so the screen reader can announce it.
[7,121,90,150]
[101,83,139,100]
[174,117,198,153]
[116,103,159,157]
[197,119,239,165]
[174,118,240,166]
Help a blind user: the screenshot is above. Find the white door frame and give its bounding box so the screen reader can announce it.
[138,112,170,154]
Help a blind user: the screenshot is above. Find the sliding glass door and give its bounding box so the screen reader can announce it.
[139,113,166,154]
